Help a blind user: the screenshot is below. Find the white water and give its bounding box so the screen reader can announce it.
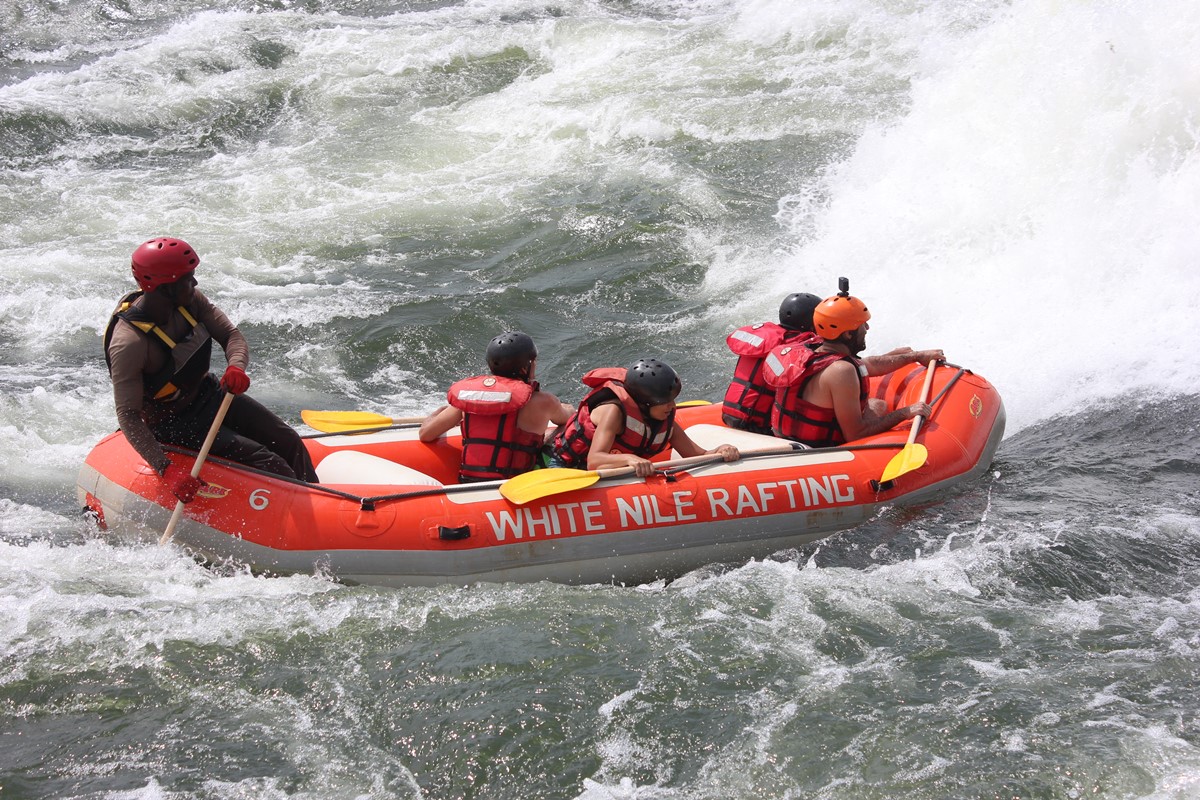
[3,3,1200,794]
[2,1,1196,448]
[783,0,1200,429]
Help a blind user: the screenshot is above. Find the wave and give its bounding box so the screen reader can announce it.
[753,1,1200,432]
[1,0,1197,480]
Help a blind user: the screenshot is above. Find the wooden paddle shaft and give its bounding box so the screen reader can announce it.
[595,453,719,479]
[905,360,939,445]
[594,444,798,479]
[501,443,801,503]
[159,391,235,546]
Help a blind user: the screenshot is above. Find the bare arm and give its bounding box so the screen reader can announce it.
[418,405,462,442]
[518,392,573,433]
[824,361,930,442]
[510,393,575,448]
[542,399,575,444]
[863,348,944,377]
[668,425,740,462]
[585,404,657,476]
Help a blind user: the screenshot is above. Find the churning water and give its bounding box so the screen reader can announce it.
[3,0,1200,797]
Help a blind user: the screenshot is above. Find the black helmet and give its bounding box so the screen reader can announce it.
[624,358,681,407]
[778,292,821,332]
[486,331,537,380]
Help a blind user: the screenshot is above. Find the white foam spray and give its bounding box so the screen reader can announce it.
[752,0,1200,432]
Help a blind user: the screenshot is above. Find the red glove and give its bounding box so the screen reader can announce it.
[220,365,250,395]
[162,463,206,504]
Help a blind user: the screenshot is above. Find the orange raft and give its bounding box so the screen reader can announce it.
[76,362,1004,587]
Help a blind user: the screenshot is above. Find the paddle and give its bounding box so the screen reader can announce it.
[301,409,425,433]
[159,392,234,546]
[500,443,799,505]
[302,401,710,433]
[879,360,939,483]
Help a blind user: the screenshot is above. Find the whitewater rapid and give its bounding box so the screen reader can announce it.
[3,3,1200,795]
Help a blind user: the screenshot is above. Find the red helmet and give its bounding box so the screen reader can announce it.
[130,237,200,291]
[812,277,871,340]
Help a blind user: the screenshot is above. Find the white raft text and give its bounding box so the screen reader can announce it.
[484,474,854,541]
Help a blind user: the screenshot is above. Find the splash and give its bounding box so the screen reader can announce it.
[764,1,1200,431]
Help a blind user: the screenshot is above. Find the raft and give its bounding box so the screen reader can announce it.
[76,362,1004,587]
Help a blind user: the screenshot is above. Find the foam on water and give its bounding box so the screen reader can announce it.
[748,0,1200,432]
[578,513,1200,794]
[3,2,1197,440]
[0,0,959,494]
[0,1,969,265]
[3,492,1199,797]
[3,3,1200,793]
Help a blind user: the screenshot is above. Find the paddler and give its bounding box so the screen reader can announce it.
[418,332,574,483]
[724,290,941,437]
[762,278,944,447]
[548,358,740,477]
[721,292,823,434]
[104,237,318,504]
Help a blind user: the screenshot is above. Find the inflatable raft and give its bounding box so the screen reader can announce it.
[76,362,1004,586]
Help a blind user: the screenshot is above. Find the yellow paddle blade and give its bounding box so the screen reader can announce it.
[880,443,929,483]
[301,410,395,432]
[676,399,711,407]
[499,468,602,505]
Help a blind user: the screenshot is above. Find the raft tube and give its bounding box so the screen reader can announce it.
[76,362,1004,586]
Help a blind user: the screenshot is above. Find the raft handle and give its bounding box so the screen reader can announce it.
[438,524,471,541]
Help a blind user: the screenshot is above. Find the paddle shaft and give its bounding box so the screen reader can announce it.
[592,453,723,481]
[593,444,798,480]
[877,360,940,484]
[303,404,708,433]
[159,391,235,546]
[500,442,802,504]
[906,359,940,442]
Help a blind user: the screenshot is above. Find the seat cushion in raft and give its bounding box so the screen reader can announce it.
[315,451,444,487]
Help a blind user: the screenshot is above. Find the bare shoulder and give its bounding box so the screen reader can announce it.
[531,390,563,408]
[589,401,622,425]
[822,359,858,380]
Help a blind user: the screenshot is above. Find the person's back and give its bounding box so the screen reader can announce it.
[419,332,572,482]
[721,292,821,434]
[761,341,857,447]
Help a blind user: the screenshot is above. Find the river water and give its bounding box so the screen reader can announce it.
[3,0,1200,797]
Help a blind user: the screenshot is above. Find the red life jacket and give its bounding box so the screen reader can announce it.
[762,344,867,447]
[722,323,819,432]
[447,375,543,482]
[551,367,675,468]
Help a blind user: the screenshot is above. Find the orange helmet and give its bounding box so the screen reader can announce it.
[812,277,870,340]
